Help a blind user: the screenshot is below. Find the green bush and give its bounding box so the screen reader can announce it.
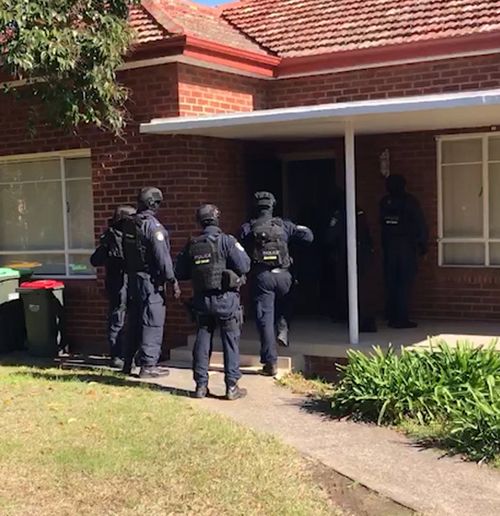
[330,341,500,463]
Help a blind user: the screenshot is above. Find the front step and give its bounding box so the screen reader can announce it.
[170,347,292,373]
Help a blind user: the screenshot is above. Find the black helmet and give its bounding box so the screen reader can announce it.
[138,187,163,211]
[112,205,136,224]
[386,175,407,196]
[254,191,276,210]
[196,204,220,227]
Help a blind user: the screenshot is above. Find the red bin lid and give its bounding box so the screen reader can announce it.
[20,280,64,289]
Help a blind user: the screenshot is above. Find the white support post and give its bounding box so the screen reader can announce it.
[344,121,359,345]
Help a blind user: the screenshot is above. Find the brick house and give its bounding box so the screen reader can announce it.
[2,0,500,364]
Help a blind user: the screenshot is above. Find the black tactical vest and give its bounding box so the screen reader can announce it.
[381,197,410,238]
[105,226,124,260]
[122,215,148,273]
[250,217,290,268]
[189,233,226,292]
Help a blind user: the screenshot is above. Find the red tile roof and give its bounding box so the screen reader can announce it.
[221,0,500,58]
[131,0,268,54]
[129,5,170,44]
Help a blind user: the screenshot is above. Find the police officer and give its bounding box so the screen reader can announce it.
[123,187,181,377]
[324,195,377,332]
[380,175,428,329]
[240,192,313,377]
[175,204,251,400]
[90,205,136,368]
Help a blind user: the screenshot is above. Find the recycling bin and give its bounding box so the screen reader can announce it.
[17,280,65,357]
[0,268,24,353]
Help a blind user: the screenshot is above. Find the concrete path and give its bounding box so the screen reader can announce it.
[149,366,500,516]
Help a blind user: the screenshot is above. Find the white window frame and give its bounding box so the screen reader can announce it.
[437,132,500,268]
[0,149,96,279]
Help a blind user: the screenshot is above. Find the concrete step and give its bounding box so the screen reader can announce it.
[170,347,292,372]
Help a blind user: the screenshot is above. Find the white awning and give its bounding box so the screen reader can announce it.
[140,89,500,140]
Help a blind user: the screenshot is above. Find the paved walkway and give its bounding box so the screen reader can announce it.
[149,367,500,516]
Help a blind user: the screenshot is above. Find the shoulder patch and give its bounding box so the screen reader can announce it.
[155,231,165,242]
[296,225,308,230]
[235,242,245,252]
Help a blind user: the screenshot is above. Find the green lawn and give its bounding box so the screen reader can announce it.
[0,365,336,516]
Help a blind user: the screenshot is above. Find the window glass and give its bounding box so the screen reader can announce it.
[442,243,485,266]
[442,164,483,238]
[67,180,94,249]
[66,157,91,179]
[0,182,64,251]
[488,137,500,161]
[441,139,482,164]
[0,159,60,183]
[0,253,66,275]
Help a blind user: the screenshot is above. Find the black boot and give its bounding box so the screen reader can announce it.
[193,385,209,399]
[121,359,133,375]
[261,362,278,377]
[139,366,170,379]
[226,384,247,401]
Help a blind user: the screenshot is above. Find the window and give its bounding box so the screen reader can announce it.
[0,151,95,277]
[438,134,500,266]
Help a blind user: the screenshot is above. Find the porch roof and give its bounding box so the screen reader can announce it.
[140,88,500,140]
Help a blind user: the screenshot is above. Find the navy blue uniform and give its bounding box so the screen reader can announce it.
[240,218,313,365]
[125,210,176,368]
[90,226,127,360]
[380,192,428,325]
[175,226,251,388]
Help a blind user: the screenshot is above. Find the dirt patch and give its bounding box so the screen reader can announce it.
[308,458,415,516]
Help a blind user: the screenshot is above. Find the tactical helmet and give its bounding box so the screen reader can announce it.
[138,187,163,211]
[113,205,136,223]
[254,191,276,210]
[386,175,406,196]
[196,204,220,227]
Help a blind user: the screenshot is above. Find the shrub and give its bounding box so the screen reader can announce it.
[330,341,500,462]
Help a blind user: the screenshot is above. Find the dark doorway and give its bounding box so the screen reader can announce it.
[246,158,283,217]
[285,158,337,316]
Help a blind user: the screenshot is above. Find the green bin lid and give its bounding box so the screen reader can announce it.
[0,268,21,280]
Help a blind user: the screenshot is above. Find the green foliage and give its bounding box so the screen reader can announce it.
[330,341,500,463]
[0,0,139,134]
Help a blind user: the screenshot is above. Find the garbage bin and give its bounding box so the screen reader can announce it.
[0,268,24,353]
[17,280,65,357]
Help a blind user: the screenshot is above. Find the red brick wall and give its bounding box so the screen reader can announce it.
[177,64,266,116]
[0,63,248,354]
[268,53,500,108]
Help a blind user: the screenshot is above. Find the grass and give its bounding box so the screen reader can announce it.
[276,372,334,397]
[0,365,337,516]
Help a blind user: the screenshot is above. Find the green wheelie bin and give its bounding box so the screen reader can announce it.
[0,268,24,353]
[17,280,65,357]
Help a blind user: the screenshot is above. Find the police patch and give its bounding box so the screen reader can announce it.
[235,242,245,252]
[155,231,165,241]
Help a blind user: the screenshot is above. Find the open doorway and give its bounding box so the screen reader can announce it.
[284,157,337,317]
[246,154,343,319]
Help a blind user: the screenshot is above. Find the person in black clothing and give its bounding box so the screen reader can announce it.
[324,192,377,332]
[90,205,136,369]
[379,175,428,329]
[122,187,181,378]
[175,204,251,400]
